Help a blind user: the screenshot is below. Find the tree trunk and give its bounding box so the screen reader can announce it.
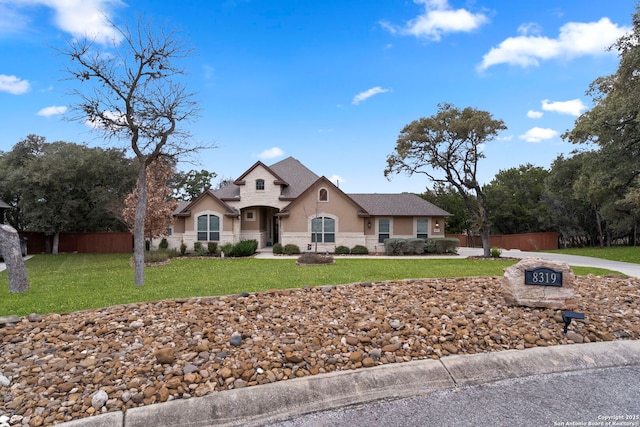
[133,164,148,286]
[480,226,491,257]
[52,231,60,255]
[0,224,29,293]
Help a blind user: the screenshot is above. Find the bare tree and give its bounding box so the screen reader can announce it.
[63,19,206,285]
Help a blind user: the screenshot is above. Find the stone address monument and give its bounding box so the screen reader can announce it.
[501,258,578,310]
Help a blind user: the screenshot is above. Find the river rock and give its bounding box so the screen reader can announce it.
[501,258,578,309]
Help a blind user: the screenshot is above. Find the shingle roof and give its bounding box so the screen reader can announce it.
[348,193,451,217]
[269,157,319,199]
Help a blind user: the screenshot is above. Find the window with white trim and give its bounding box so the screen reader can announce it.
[311,217,335,243]
[197,214,220,241]
[378,219,390,243]
[417,219,428,239]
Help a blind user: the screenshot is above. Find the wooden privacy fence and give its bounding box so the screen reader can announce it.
[19,232,133,254]
[446,232,559,251]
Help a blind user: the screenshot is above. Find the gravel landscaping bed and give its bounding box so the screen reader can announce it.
[1,274,639,426]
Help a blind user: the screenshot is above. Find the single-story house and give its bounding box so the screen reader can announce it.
[161,157,451,253]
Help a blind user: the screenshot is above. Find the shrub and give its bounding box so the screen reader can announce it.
[406,238,426,254]
[335,245,350,255]
[193,241,203,253]
[384,238,424,255]
[424,239,438,254]
[351,245,369,255]
[272,243,284,255]
[219,243,233,257]
[283,244,300,255]
[297,252,334,265]
[144,250,170,263]
[490,247,502,258]
[384,238,404,255]
[231,240,258,257]
[159,238,169,250]
[435,238,459,254]
[207,242,218,255]
[180,241,187,255]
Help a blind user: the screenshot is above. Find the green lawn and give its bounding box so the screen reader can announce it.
[547,246,640,263]
[0,253,616,316]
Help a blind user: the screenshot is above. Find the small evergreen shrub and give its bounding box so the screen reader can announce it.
[231,240,258,257]
[220,242,233,256]
[144,250,170,263]
[283,244,301,255]
[180,241,187,255]
[406,238,426,254]
[207,242,218,255]
[272,243,284,255]
[297,252,334,265]
[335,245,350,255]
[424,239,438,254]
[490,247,502,258]
[384,238,404,255]
[194,241,203,253]
[159,238,169,250]
[435,238,459,254]
[351,245,369,255]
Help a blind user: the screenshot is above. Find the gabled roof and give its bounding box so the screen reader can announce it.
[211,156,319,201]
[347,193,451,217]
[278,176,368,217]
[174,190,239,217]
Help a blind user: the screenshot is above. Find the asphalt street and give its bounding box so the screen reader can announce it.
[267,365,640,427]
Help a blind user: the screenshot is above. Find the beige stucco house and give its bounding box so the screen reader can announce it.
[163,157,450,253]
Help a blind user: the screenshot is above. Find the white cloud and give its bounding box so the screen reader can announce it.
[380,0,488,41]
[479,18,629,70]
[329,174,344,187]
[37,105,67,116]
[258,147,284,160]
[2,0,123,45]
[84,110,126,129]
[541,99,587,116]
[519,127,558,143]
[0,74,30,94]
[527,110,543,119]
[352,86,389,105]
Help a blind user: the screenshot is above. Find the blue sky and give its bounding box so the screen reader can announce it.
[0,0,635,193]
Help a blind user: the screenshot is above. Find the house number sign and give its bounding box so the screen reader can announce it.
[524,267,563,287]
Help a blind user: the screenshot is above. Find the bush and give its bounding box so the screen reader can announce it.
[384,238,425,255]
[219,242,233,257]
[424,239,438,254]
[180,241,187,255]
[193,241,203,253]
[435,238,459,254]
[144,250,170,263]
[231,240,258,257]
[207,242,218,255]
[490,247,502,258]
[272,243,284,255]
[159,238,169,250]
[297,252,334,265]
[283,244,300,255]
[335,245,350,255]
[351,245,369,255]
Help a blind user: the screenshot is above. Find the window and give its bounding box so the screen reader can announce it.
[378,219,390,243]
[197,214,220,241]
[245,210,255,221]
[256,179,265,190]
[417,219,428,239]
[318,188,328,202]
[311,217,335,243]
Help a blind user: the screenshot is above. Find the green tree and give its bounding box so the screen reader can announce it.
[484,164,551,234]
[385,103,506,257]
[420,183,471,234]
[0,136,136,253]
[171,169,217,201]
[563,4,640,244]
[63,20,206,285]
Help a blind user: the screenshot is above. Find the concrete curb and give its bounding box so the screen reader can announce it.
[60,340,640,427]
